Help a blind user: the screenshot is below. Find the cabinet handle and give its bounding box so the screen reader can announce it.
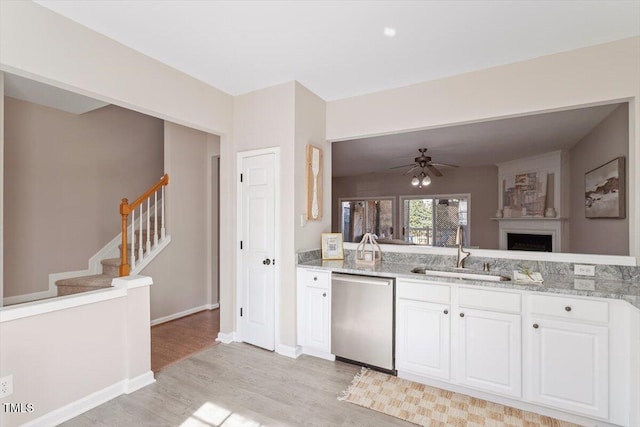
[459,313,465,318]
[313,276,317,281]
[443,309,448,315]
[565,306,572,312]
[533,323,539,329]
[322,293,326,297]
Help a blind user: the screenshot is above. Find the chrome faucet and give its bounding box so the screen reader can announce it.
[456,225,471,268]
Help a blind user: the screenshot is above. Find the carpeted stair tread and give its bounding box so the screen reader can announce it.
[55,274,114,288]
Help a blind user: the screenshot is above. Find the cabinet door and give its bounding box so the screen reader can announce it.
[457,308,521,397]
[528,318,608,419]
[396,299,450,380]
[304,285,330,352]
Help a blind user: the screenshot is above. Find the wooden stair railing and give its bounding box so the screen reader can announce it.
[119,174,169,276]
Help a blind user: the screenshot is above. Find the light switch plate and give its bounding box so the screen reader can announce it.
[574,264,595,276]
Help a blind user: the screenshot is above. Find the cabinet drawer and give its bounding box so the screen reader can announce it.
[459,287,521,313]
[297,268,330,288]
[529,294,608,324]
[397,280,450,304]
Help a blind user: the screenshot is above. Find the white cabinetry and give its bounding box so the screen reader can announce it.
[396,279,451,380]
[455,287,522,397]
[526,294,609,419]
[397,299,450,380]
[296,268,332,359]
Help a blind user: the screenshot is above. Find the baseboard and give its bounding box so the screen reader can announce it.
[22,380,126,427]
[150,303,216,326]
[125,371,155,394]
[216,331,237,344]
[276,343,303,359]
[301,347,335,361]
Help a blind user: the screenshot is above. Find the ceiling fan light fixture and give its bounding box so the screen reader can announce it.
[411,175,420,186]
[421,174,431,186]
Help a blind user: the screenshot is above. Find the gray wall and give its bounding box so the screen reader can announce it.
[332,165,499,249]
[3,97,164,297]
[141,122,219,321]
[570,104,629,255]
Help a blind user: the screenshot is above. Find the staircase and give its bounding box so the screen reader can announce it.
[55,175,170,296]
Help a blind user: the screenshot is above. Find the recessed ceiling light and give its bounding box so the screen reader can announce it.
[383,27,396,38]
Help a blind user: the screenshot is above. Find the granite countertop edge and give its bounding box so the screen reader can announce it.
[297,259,640,309]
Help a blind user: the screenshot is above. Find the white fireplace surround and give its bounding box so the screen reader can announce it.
[497,218,567,252]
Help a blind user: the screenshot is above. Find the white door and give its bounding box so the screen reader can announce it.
[396,299,450,380]
[457,308,521,397]
[529,318,609,419]
[239,151,276,351]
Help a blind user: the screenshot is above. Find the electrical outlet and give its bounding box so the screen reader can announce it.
[574,264,595,276]
[0,374,13,398]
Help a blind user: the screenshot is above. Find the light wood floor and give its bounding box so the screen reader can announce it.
[151,309,220,372]
[62,342,413,427]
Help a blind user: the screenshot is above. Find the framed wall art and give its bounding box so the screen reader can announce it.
[585,157,625,219]
[306,144,323,221]
[321,233,344,260]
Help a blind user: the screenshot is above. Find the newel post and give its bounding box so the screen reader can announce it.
[120,198,131,276]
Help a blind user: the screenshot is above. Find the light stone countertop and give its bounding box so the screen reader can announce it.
[298,258,640,309]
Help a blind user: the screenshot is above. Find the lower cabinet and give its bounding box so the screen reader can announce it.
[527,308,609,419]
[296,268,331,357]
[456,308,521,397]
[396,298,450,380]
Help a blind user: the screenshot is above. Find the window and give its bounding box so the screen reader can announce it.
[339,198,394,243]
[400,195,470,247]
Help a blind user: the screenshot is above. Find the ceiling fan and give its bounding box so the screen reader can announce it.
[390,148,459,178]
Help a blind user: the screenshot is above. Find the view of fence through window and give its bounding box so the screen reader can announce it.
[403,197,468,246]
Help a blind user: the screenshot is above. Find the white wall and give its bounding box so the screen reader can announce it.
[0,72,4,304]
[231,82,296,345]
[0,1,231,317]
[327,36,640,259]
[228,82,328,347]
[294,82,331,251]
[0,1,232,136]
[0,279,152,427]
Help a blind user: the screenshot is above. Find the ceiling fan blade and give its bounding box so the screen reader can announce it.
[427,164,443,177]
[389,163,416,170]
[430,162,459,168]
[403,165,419,175]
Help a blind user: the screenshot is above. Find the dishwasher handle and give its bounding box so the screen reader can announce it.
[332,274,391,286]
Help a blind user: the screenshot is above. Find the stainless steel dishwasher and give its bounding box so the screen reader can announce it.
[331,273,394,372]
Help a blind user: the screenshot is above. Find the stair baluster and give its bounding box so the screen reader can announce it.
[161,185,166,240]
[154,191,158,247]
[138,205,144,261]
[146,198,151,253]
[119,174,169,276]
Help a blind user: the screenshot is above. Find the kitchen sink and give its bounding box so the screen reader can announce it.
[411,267,511,282]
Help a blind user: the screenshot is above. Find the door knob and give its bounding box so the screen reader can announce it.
[459,313,465,318]
[533,323,539,329]
[443,309,449,315]
[262,259,271,265]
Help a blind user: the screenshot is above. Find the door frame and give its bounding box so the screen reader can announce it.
[235,147,281,350]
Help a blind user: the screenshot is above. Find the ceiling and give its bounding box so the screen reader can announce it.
[332,103,622,177]
[35,1,640,101]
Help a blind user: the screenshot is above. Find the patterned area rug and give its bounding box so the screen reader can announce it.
[338,368,582,427]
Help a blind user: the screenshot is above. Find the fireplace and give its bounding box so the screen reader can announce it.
[507,233,552,252]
